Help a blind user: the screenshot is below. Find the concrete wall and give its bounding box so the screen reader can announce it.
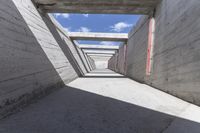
[126,16,149,82]
[108,44,126,75]
[117,44,127,75]
[125,0,200,105]
[47,16,89,76]
[74,42,91,73]
[148,0,200,104]
[108,56,114,71]
[87,56,96,70]
[0,0,86,117]
[94,58,109,69]
[108,54,118,72]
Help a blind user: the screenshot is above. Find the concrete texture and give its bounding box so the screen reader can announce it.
[94,61,108,69]
[73,41,91,73]
[148,0,200,105]
[117,44,127,75]
[1,69,200,133]
[0,0,87,117]
[47,16,88,76]
[87,56,96,70]
[34,0,160,14]
[108,53,118,72]
[125,16,150,82]
[68,32,128,42]
[78,44,120,50]
[91,56,111,69]
[83,50,116,55]
[87,54,113,57]
[1,0,200,132]
[108,44,127,75]
[120,0,200,105]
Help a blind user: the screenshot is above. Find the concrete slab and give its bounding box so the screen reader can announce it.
[68,32,128,42]
[78,44,120,50]
[83,49,116,54]
[0,69,200,133]
[87,54,113,57]
[34,0,160,14]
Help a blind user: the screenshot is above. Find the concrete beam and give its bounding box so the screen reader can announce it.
[87,54,114,57]
[83,50,116,54]
[89,55,112,60]
[90,56,111,61]
[78,44,120,50]
[34,0,159,14]
[68,32,128,42]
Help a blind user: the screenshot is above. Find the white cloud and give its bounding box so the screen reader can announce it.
[63,27,70,32]
[83,14,89,17]
[100,41,119,46]
[110,22,132,32]
[77,27,91,32]
[53,13,70,19]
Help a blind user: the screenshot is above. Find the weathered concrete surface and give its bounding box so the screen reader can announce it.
[83,49,116,55]
[117,44,127,75]
[147,0,200,105]
[0,0,87,117]
[115,0,200,105]
[108,53,118,72]
[48,16,89,75]
[68,32,128,42]
[126,16,149,82]
[34,0,160,14]
[78,44,120,50]
[90,56,111,69]
[1,69,200,133]
[73,41,91,73]
[87,54,113,57]
[108,44,127,75]
[87,56,96,70]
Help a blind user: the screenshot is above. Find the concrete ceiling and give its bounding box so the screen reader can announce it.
[34,0,160,14]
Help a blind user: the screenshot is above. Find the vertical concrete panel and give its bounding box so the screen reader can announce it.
[108,54,118,71]
[148,0,200,105]
[108,56,115,71]
[75,45,91,73]
[87,56,96,70]
[117,44,127,75]
[94,57,109,69]
[44,16,87,76]
[126,16,150,82]
[0,0,85,116]
[125,0,200,105]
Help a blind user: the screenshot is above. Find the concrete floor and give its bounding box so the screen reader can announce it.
[0,69,200,133]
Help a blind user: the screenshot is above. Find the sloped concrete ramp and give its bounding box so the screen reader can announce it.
[0,69,200,133]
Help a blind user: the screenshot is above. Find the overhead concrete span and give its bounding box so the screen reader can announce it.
[78,44,120,50]
[34,0,160,14]
[68,32,128,42]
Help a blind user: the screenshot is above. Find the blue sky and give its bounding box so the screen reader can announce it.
[52,13,140,45]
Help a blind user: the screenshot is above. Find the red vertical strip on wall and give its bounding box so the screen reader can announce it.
[124,44,127,75]
[146,18,154,76]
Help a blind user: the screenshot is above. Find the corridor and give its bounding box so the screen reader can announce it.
[0,69,200,133]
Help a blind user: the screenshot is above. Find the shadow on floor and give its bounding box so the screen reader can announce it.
[82,76,127,78]
[0,86,200,133]
[83,69,126,78]
[89,72,119,74]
